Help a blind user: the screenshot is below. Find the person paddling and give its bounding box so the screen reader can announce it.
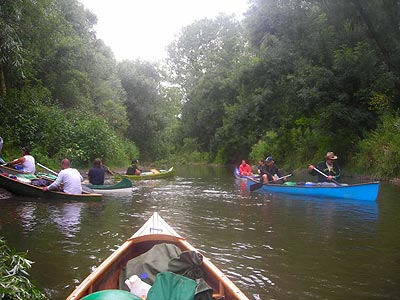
[260,156,286,184]
[43,159,83,194]
[7,147,36,174]
[308,152,341,182]
[88,158,105,185]
[126,159,141,175]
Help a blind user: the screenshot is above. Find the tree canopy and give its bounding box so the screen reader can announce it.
[1,0,399,177]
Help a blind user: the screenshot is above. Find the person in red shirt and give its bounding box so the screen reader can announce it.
[239,160,253,176]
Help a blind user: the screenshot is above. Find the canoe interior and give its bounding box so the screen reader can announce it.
[0,164,26,175]
[67,213,249,300]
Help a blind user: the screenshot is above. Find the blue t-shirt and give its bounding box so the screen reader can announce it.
[88,167,105,185]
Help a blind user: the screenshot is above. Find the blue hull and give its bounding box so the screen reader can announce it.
[247,179,380,201]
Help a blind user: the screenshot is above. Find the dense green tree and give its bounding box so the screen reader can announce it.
[0,0,134,166]
[117,60,168,160]
[167,15,249,158]
[0,0,29,95]
[2,0,400,176]
[215,0,399,166]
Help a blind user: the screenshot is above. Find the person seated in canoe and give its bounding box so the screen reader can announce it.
[88,158,105,185]
[6,146,36,174]
[126,159,141,175]
[43,158,83,194]
[257,159,264,175]
[308,151,341,182]
[260,156,286,184]
[239,159,253,176]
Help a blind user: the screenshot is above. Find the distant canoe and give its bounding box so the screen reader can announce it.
[66,212,249,300]
[84,178,132,192]
[122,167,175,181]
[234,166,259,180]
[247,178,380,201]
[0,172,102,201]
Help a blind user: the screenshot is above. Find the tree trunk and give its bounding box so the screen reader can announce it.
[0,63,6,96]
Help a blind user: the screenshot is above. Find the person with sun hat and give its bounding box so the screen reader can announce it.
[308,152,341,182]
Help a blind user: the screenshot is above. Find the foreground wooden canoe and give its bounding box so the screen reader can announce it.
[247,178,380,201]
[66,212,249,300]
[0,173,102,201]
[84,178,133,191]
[122,167,175,181]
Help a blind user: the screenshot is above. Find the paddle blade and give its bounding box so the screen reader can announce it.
[250,182,263,191]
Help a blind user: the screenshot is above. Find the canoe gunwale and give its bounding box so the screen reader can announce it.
[0,164,27,175]
[66,213,249,300]
[0,173,102,201]
[84,178,133,191]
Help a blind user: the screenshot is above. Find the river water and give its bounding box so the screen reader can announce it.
[0,165,399,300]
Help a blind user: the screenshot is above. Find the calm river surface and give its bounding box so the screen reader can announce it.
[0,165,399,300]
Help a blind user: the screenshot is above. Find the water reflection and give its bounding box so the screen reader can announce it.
[48,203,84,238]
[17,202,37,233]
[0,167,399,300]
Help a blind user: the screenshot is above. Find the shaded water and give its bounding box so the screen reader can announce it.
[0,166,399,300]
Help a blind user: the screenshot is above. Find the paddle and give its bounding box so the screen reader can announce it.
[103,165,115,176]
[249,174,293,191]
[311,166,341,186]
[36,162,58,176]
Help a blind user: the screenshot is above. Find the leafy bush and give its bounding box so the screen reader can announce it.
[169,138,211,164]
[0,88,139,168]
[355,113,400,177]
[0,237,46,300]
[249,131,279,165]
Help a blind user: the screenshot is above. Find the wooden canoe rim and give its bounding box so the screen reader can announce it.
[67,213,249,300]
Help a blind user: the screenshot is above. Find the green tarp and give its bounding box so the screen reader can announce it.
[147,272,196,300]
[119,243,213,300]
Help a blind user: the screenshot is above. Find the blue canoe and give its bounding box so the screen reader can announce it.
[247,178,380,201]
[234,166,259,180]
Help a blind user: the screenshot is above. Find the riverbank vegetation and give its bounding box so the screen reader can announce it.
[1,0,399,178]
[0,237,46,299]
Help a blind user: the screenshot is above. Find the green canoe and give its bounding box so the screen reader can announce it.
[84,178,132,190]
[121,167,175,181]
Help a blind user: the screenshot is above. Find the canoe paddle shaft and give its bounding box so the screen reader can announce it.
[36,162,58,176]
[249,174,293,191]
[311,167,341,186]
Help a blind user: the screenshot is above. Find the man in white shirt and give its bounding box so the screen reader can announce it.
[43,159,83,194]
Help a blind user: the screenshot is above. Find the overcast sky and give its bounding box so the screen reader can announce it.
[79,0,249,62]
